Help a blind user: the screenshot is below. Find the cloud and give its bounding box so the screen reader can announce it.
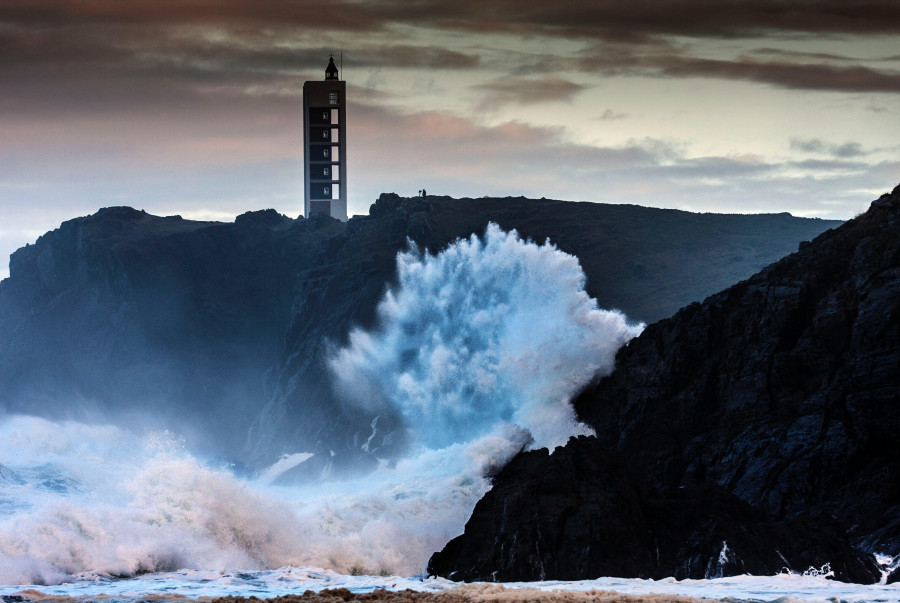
[4,0,899,119]
[367,0,900,38]
[658,56,900,93]
[575,36,900,94]
[348,104,696,194]
[0,1,389,31]
[597,109,627,121]
[472,76,588,110]
[749,47,891,62]
[346,102,669,202]
[344,101,893,219]
[790,158,870,171]
[1,0,895,234]
[790,138,869,158]
[830,143,867,159]
[352,45,480,70]
[6,1,900,42]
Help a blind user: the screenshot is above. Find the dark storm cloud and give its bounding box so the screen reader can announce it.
[0,1,385,31]
[3,0,899,101]
[5,1,900,39]
[365,0,900,37]
[750,48,900,62]
[472,77,587,110]
[576,39,900,94]
[0,22,476,124]
[658,57,900,93]
[0,20,473,77]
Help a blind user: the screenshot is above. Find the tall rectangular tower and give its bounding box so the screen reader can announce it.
[303,56,347,221]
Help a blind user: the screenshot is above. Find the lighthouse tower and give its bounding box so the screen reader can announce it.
[303,55,347,220]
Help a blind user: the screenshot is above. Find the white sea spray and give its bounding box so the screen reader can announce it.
[331,223,642,450]
[0,224,643,584]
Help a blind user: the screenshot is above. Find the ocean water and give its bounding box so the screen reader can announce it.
[1,567,899,603]
[1,225,894,602]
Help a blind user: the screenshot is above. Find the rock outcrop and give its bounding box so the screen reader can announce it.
[247,195,841,469]
[428,436,877,582]
[576,186,900,553]
[0,196,840,466]
[429,185,900,582]
[0,207,343,455]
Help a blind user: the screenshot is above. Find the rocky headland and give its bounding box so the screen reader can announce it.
[0,196,840,468]
[428,186,900,583]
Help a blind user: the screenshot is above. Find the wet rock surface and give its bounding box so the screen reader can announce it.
[428,436,878,583]
[430,185,900,582]
[887,567,900,584]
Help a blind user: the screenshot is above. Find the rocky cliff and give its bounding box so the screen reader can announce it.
[0,207,343,455]
[245,195,841,470]
[0,196,840,465]
[428,436,877,582]
[428,186,900,582]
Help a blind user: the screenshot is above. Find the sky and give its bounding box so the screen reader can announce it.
[2,1,900,279]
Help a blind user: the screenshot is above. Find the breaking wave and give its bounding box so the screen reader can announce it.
[331,223,641,450]
[0,224,642,584]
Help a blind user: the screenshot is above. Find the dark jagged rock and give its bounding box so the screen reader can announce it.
[0,207,343,455]
[0,196,838,465]
[429,185,899,582]
[427,436,877,583]
[574,185,900,553]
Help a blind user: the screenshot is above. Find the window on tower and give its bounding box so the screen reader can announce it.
[329,92,338,104]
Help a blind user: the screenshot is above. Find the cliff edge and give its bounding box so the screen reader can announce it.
[429,185,900,582]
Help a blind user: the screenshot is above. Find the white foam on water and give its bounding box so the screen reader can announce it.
[1,567,898,603]
[0,225,643,585]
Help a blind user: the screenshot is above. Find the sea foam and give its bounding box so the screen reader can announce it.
[0,224,642,583]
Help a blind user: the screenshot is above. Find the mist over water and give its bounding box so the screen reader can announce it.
[0,224,642,585]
